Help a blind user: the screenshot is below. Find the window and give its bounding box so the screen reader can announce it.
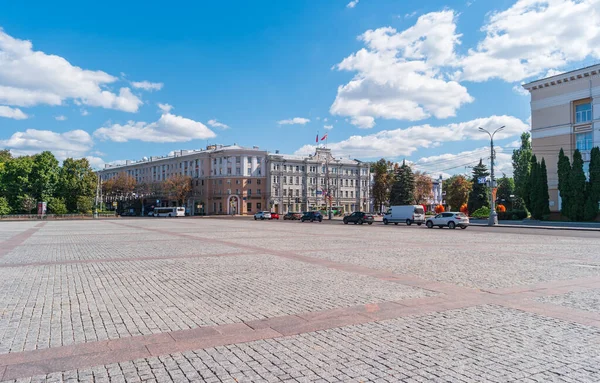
[351,191,354,198]
[296,177,299,185]
[247,189,252,196]
[257,203,262,210]
[236,168,241,175]
[227,168,232,175]
[257,179,261,185]
[576,132,593,151]
[236,156,241,164]
[295,189,299,196]
[296,166,299,172]
[247,203,252,211]
[283,177,287,184]
[247,179,252,184]
[576,103,592,123]
[227,189,231,195]
[345,191,348,198]
[283,189,287,196]
[257,189,261,195]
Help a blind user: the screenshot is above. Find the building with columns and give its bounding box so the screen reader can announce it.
[98,145,268,216]
[266,148,371,214]
[522,64,600,212]
[98,145,371,215]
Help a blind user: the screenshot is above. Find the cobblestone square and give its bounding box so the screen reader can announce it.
[1,218,599,382]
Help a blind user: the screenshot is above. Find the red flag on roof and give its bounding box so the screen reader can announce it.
[315,134,319,143]
[320,133,328,141]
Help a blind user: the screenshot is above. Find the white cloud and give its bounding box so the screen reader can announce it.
[0,105,28,119]
[207,119,230,130]
[54,115,67,121]
[0,28,142,112]
[0,128,94,161]
[405,11,418,18]
[81,109,89,116]
[347,0,359,8]
[504,139,521,148]
[324,125,334,130]
[131,80,163,91]
[330,11,473,128]
[294,115,528,159]
[94,110,216,143]
[512,84,529,96]
[157,103,173,113]
[414,146,513,177]
[459,0,600,82]
[278,117,310,125]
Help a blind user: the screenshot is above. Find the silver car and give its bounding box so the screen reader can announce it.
[425,212,469,229]
[254,211,272,220]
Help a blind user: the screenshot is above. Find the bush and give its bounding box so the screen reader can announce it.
[496,204,506,213]
[47,197,68,215]
[0,197,10,215]
[471,206,491,219]
[498,210,527,220]
[459,203,468,215]
[435,204,445,213]
[76,196,94,214]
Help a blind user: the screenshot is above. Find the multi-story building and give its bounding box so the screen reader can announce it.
[428,175,444,210]
[522,64,600,212]
[99,145,268,215]
[266,148,371,214]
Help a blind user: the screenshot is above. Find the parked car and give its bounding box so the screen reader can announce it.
[301,211,323,222]
[120,211,136,217]
[383,205,425,226]
[343,212,374,225]
[270,212,280,220]
[283,212,302,220]
[425,212,469,229]
[254,211,272,220]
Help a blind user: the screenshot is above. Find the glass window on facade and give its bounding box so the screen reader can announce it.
[247,203,252,211]
[576,131,593,151]
[257,203,261,210]
[576,103,592,123]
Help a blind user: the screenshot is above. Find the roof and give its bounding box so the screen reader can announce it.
[522,63,600,91]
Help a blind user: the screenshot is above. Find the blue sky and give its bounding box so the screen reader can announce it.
[1,0,599,177]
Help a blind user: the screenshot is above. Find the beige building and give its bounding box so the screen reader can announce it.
[98,145,268,215]
[523,64,600,212]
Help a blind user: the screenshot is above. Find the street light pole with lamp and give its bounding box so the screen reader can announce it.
[478,125,505,226]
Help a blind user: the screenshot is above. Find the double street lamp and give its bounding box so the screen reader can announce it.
[478,125,505,226]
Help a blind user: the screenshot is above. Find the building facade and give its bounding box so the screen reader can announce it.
[98,146,371,215]
[98,145,268,216]
[523,64,600,212]
[266,148,371,214]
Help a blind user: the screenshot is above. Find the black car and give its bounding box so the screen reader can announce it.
[343,212,374,225]
[301,211,323,222]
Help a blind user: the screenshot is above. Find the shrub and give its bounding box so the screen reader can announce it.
[471,206,491,219]
[47,197,68,215]
[498,210,527,220]
[496,204,506,213]
[434,204,445,213]
[0,197,10,215]
[459,203,468,215]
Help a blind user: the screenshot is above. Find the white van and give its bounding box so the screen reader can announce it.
[383,205,426,226]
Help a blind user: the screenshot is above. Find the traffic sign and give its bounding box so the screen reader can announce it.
[478,177,487,184]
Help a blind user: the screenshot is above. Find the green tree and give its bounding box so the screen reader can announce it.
[467,159,490,214]
[557,148,571,219]
[31,151,60,202]
[389,160,414,205]
[413,171,433,205]
[19,194,36,214]
[1,156,34,209]
[538,158,550,219]
[0,196,10,215]
[512,132,532,209]
[526,154,538,214]
[47,197,68,215]
[583,146,600,221]
[371,159,392,212]
[76,196,94,214]
[569,150,587,221]
[58,158,97,212]
[443,174,471,211]
[496,175,515,210]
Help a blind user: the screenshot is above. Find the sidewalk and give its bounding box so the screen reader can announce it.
[469,219,600,232]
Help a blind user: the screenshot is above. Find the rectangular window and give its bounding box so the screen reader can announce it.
[576,131,593,151]
[236,168,241,175]
[576,103,592,123]
[283,189,287,196]
[295,189,299,196]
[247,179,252,184]
[257,179,261,185]
[257,203,262,210]
[257,189,261,195]
[248,189,252,196]
[247,202,252,211]
[236,156,241,164]
[296,166,299,172]
[227,168,232,175]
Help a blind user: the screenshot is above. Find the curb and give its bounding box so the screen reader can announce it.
[469,223,600,232]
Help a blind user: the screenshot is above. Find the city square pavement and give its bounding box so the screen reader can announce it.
[1,218,600,382]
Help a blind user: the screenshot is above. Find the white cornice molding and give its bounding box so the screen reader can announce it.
[531,86,600,111]
[523,64,600,91]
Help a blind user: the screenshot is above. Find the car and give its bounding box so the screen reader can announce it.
[147,211,154,216]
[343,212,374,225]
[120,211,136,217]
[254,211,272,220]
[383,205,425,226]
[283,212,302,220]
[270,212,280,220]
[301,211,323,222]
[425,212,469,229]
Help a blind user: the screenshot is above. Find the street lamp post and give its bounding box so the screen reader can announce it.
[478,125,505,226]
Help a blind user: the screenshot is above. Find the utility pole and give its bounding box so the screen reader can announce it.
[94,174,100,219]
[478,126,505,226]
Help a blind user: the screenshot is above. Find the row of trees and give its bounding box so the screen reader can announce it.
[0,150,97,215]
[558,147,600,221]
[371,159,434,209]
[103,172,193,208]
